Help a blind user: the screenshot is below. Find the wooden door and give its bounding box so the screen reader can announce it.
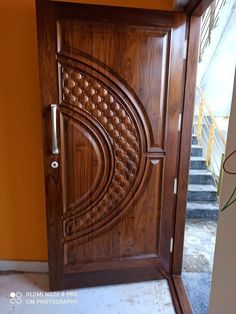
[36,0,186,290]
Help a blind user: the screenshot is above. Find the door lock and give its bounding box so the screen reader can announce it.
[51,161,59,169]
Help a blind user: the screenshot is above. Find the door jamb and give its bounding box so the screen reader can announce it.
[170,1,214,313]
[169,15,201,314]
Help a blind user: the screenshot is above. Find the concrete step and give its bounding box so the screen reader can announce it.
[189,170,214,185]
[192,134,198,145]
[187,184,217,202]
[186,202,219,219]
[191,145,203,157]
[190,157,207,170]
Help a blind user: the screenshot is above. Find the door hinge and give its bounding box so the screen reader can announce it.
[178,113,182,131]
[170,237,174,253]
[174,178,178,194]
[183,39,188,60]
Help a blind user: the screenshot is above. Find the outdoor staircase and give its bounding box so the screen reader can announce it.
[186,134,219,219]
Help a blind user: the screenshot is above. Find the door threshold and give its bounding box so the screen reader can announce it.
[168,275,193,314]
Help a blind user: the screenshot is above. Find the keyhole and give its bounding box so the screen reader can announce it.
[51,161,59,169]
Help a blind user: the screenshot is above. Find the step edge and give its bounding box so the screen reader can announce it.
[191,145,202,149]
[189,170,212,176]
[187,202,219,209]
[188,184,217,192]
[190,157,206,161]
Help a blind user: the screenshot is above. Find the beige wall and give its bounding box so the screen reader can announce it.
[209,70,236,313]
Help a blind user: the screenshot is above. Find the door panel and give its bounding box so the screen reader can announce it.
[59,20,168,150]
[36,1,186,290]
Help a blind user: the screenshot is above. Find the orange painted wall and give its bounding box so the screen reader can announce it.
[0,0,173,261]
[0,0,47,261]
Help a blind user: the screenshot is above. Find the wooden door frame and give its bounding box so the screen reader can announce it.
[36,0,213,312]
[37,0,187,291]
[170,1,214,313]
[169,14,201,314]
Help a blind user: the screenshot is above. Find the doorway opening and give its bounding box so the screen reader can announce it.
[182,0,236,313]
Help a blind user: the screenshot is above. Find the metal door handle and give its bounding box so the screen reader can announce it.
[51,104,59,155]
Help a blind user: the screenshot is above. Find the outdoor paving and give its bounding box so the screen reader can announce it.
[183,218,217,314]
[182,272,212,314]
[183,218,217,272]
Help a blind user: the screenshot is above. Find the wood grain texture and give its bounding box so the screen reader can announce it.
[185,0,214,15]
[36,0,187,291]
[169,275,193,314]
[55,2,177,27]
[36,0,63,291]
[173,276,193,314]
[172,16,201,275]
[192,0,214,16]
[174,0,190,10]
[50,0,174,11]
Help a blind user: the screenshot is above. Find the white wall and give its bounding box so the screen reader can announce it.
[198,0,236,117]
[209,70,236,313]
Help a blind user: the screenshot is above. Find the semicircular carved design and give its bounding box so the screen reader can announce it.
[62,114,114,214]
[59,59,150,242]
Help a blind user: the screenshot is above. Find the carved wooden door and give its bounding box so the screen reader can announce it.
[36,0,186,290]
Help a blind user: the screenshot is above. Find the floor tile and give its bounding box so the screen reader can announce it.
[0,274,175,314]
